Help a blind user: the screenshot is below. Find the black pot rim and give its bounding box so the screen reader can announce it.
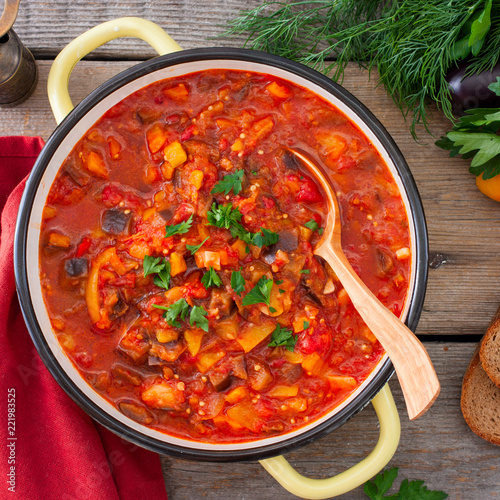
[14,47,428,463]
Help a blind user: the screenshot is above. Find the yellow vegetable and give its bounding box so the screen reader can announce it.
[196,351,226,374]
[155,328,179,344]
[236,321,275,353]
[326,375,358,391]
[225,386,248,404]
[163,141,187,169]
[146,123,168,153]
[476,173,500,202]
[85,151,109,178]
[189,170,204,190]
[48,232,71,248]
[268,385,299,399]
[169,252,187,277]
[184,328,204,356]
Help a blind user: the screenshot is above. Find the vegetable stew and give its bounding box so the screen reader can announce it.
[39,69,411,443]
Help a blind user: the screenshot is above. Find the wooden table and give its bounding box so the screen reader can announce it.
[3,2,500,498]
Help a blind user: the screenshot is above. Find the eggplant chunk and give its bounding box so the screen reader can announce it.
[209,370,233,392]
[64,257,88,277]
[276,228,299,252]
[248,359,273,392]
[119,401,154,425]
[101,209,132,235]
[209,289,234,318]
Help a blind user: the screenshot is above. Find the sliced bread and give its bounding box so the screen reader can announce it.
[461,347,500,446]
[479,305,500,388]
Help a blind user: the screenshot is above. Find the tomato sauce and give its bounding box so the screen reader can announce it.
[39,69,411,442]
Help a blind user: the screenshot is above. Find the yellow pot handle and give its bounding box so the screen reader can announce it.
[47,17,182,124]
[260,384,400,499]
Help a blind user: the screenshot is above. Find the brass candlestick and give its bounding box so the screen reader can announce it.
[0,0,37,107]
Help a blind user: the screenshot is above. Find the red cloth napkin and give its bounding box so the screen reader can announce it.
[0,137,168,500]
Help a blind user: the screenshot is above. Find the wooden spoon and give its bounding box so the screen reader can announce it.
[287,147,440,420]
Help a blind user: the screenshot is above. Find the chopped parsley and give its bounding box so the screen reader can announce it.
[154,263,171,289]
[207,202,279,247]
[153,298,189,328]
[201,267,222,288]
[211,170,244,196]
[143,256,171,290]
[242,276,273,306]
[143,255,165,276]
[252,227,279,248]
[231,269,246,296]
[153,299,209,332]
[304,218,324,236]
[190,305,209,332]
[186,236,209,255]
[300,269,310,274]
[165,214,193,238]
[207,203,242,229]
[364,467,447,500]
[268,324,297,351]
[303,321,310,330]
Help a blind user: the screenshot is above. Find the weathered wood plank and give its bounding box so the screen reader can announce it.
[160,343,499,500]
[2,61,500,336]
[10,0,264,58]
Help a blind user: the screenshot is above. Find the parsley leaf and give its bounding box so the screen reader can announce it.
[303,321,309,330]
[154,262,171,289]
[143,255,165,276]
[268,324,297,351]
[211,170,244,196]
[229,221,255,245]
[300,269,310,274]
[143,256,171,289]
[153,298,189,328]
[231,269,246,296]
[436,78,500,180]
[304,218,324,236]
[190,305,209,332]
[207,203,242,229]
[469,0,492,57]
[206,202,280,247]
[201,267,222,288]
[252,227,279,248]
[364,468,448,500]
[186,236,209,255]
[165,214,194,238]
[242,276,273,306]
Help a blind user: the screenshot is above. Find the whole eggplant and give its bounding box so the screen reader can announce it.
[446,60,500,116]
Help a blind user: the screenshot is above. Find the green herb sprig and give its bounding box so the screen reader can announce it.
[143,255,171,290]
[201,267,222,288]
[186,236,209,255]
[268,324,297,351]
[364,467,447,500]
[242,276,273,306]
[153,298,210,331]
[165,214,194,238]
[436,78,500,180]
[211,170,245,195]
[207,202,279,247]
[231,269,246,296]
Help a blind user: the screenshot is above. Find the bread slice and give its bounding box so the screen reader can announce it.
[461,347,500,446]
[480,305,500,388]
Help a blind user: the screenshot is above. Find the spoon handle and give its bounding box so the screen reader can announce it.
[316,244,440,420]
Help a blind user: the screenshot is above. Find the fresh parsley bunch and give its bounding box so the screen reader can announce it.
[364,468,447,500]
[436,78,500,180]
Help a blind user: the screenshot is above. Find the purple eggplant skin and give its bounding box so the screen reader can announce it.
[446,60,500,116]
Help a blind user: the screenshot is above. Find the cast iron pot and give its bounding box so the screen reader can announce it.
[14,18,428,499]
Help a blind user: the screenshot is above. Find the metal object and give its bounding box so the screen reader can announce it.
[0,0,37,107]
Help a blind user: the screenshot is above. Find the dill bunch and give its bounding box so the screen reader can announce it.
[226,0,500,138]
